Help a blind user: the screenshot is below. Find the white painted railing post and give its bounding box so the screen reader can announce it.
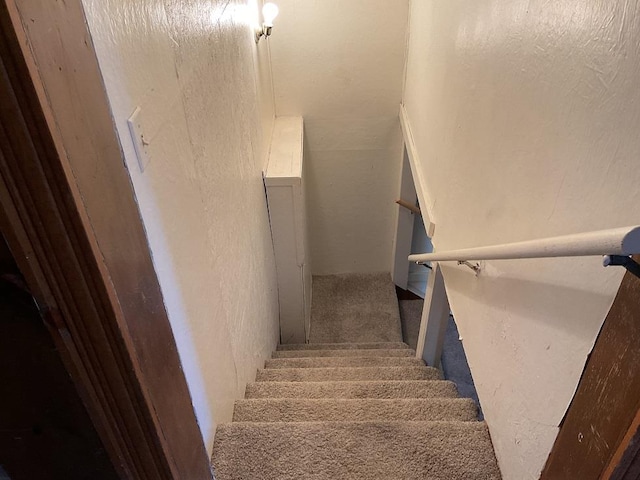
[415,262,450,368]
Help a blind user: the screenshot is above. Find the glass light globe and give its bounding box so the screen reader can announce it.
[262,2,279,26]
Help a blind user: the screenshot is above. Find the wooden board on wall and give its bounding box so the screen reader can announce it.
[541,261,640,479]
[1,1,213,478]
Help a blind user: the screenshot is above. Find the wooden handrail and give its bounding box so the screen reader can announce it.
[396,199,421,215]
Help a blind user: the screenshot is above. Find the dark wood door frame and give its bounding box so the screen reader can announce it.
[541,261,640,479]
[0,2,212,479]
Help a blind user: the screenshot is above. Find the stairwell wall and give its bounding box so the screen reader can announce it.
[81,0,280,455]
[403,1,640,478]
[268,0,409,274]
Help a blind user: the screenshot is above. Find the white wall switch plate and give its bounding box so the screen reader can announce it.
[127,106,151,172]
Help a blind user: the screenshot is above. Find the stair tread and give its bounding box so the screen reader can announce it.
[277,342,411,351]
[212,421,501,479]
[244,380,460,399]
[265,356,424,369]
[272,348,416,358]
[256,366,442,382]
[233,398,478,422]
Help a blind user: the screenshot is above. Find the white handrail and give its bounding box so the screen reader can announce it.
[408,226,640,263]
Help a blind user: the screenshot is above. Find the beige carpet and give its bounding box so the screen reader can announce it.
[232,398,478,422]
[244,379,460,399]
[277,341,409,351]
[255,365,441,382]
[212,343,501,478]
[214,420,500,479]
[265,356,424,369]
[309,273,403,343]
[211,274,501,478]
[272,347,414,358]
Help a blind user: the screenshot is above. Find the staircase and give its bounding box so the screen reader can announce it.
[212,341,501,479]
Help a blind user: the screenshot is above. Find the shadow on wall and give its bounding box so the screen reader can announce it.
[441,315,483,420]
[440,262,613,339]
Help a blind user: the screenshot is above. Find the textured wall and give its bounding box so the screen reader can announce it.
[269,0,409,274]
[404,1,640,478]
[81,0,279,454]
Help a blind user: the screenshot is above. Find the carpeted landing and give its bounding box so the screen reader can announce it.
[212,342,501,479]
[308,273,403,343]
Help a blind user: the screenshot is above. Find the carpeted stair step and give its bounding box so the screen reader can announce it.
[232,398,478,422]
[255,366,441,382]
[212,421,501,479]
[272,348,415,358]
[265,356,424,369]
[244,380,460,399]
[277,342,411,351]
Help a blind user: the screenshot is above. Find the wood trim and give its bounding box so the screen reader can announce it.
[0,18,161,478]
[541,261,640,479]
[396,199,422,215]
[399,104,436,237]
[0,2,212,478]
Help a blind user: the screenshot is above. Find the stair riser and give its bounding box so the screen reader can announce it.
[244,380,460,399]
[272,349,415,358]
[256,366,442,383]
[277,342,411,351]
[232,398,478,422]
[265,357,424,369]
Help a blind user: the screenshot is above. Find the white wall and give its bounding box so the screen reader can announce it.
[269,0,409,274]
[82,0,279,455]
[404,1,640,478]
